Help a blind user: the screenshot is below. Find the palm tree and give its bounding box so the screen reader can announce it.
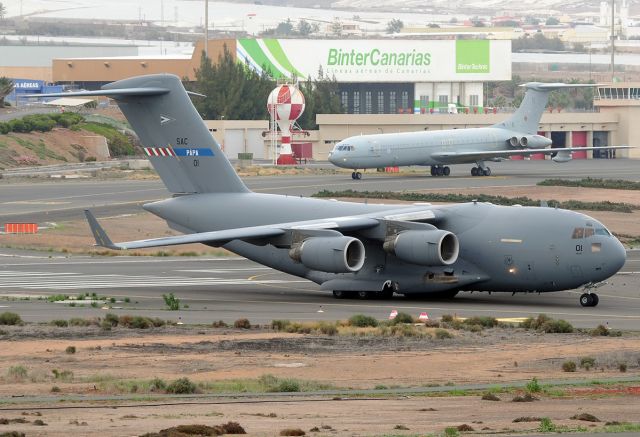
[0,77,14,107]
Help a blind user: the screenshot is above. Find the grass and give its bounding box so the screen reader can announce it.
[538,177,640,191]
[312,189,636,213]
[8,135,68,161]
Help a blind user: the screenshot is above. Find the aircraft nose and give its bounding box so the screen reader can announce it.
[608,237,627,275]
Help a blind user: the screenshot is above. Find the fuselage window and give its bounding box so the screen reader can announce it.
[584,227,594,238]
[595,227,611,236]
[572,227,584,239]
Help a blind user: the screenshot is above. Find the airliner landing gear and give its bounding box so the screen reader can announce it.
[351,171,362,180]
[580,292,599,307]
[430,165,451,177]
[471,165,491,177]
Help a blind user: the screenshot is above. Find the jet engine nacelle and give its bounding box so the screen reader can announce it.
[383,230,459,266]
[552,150,573,163]
[519,135,552,149]
[289,236,365,273]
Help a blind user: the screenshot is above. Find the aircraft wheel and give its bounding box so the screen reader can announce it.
[590,293,599,307]
[333,290,348,299]
[436,167,444,176]
[471,167,478,176]
[351,172,356,179]
[483,167,491,176]
[443,166,451,176]
[357,290,372,299]
[356,171,362,180]
[430,166,436,176]
[580,293,594,307]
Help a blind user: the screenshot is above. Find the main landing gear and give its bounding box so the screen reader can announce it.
[333,283,396,300]
[351,171,362,180]
[579,293,599,307]
[471,166,491,177]
[430,165,451,177]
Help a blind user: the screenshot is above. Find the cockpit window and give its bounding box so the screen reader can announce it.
[573,226,611,239]
[335,145,354,152]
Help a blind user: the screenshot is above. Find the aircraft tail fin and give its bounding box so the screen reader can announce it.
[493,82,595,135]
[37,74,249,195]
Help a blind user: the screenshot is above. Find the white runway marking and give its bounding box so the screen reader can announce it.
[0,271,306,290]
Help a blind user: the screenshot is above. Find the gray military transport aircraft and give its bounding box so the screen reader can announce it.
[37,74,626,307]
[329,83,631,179]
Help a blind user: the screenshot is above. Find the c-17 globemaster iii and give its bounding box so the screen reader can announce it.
[329,83,632,179]
[38,74,625,307]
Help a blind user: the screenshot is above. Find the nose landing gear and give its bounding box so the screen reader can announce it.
[579,292,599,307]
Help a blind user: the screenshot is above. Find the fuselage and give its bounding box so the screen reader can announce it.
[144,193,626,295]
[329,127,532,168]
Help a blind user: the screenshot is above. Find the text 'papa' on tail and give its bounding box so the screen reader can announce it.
[104,74,248,194]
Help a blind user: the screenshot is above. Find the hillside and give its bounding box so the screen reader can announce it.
[0,112,138,169]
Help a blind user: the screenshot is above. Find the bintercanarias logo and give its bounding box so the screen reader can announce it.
[456,40,490,74]
[327,48,431,67]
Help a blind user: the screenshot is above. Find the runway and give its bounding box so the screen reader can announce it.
[1,248,638,329]
[1,159,639,223]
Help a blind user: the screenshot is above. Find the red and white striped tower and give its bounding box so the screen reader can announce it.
[267,84,305,165]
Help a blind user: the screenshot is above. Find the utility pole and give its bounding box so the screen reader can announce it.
[204,0,209,59]
[611,0,615,82]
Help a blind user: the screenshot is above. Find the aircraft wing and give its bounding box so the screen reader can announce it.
[85,207,437,250]
[431,145,633,163]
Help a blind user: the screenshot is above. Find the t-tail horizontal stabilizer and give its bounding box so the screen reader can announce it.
[493,82,597,135]
[34,74,248,195]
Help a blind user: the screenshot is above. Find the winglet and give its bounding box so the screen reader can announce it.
[84,210,121,250]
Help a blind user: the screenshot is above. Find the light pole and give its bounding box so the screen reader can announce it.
[204,0,209,58]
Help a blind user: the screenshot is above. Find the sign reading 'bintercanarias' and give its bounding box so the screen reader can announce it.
[236,39,510,82]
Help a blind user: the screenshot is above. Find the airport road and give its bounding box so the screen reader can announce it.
[1,248,638,329]
[0,159,638,223]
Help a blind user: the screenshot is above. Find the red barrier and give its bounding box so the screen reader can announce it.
[4,223,38,234]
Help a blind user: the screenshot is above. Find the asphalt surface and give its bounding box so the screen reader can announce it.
[1,158,639,223]
[0,248,638,329]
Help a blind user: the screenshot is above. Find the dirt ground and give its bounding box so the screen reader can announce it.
[0,327,638,436]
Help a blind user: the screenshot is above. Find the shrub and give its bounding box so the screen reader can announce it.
[69,318,91,327]
[212,320,229,328]
[52,369,73,381]
[234,318,251,329]
[51,320,68,327]
[562,361,577,372]
[580,357,596,370]
[522,314,573,333]
[150,377,166,392]
[162,293,180,310]
[276,379,301,393]
[51,386,61,393]
[166,377,197,394]
[481,392,500,401]
[512,393,538,402]
[7,365,28,381]
[619,363,627,373]
[348,314,379,327]
[463,316,498,328]
[390,311,414,324]
[590,324,610,336]
[317,321,337,336]
[441,314,454,323]
[434,328,453,339]
[220,421,246,434]
[104,313,119,327]
[571,413,600,422]
[538,417,556,432]
[65,346,76,354]
[526,377,541,393]
[128,316,151,329]
[280,429,306,436]
[271,319,291,331]
[0,312,22,325]
[443,427,460,437]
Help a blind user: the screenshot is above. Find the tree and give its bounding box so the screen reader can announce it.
[0,77,13,107]
[0,3,6,21]
[297,19,312,36]
[190,45,275,121]
[386,18,404,34]
[297,67,343,131]
[275,19,294,36]
[546,17,560,25]
[525,16,540,25]
[330,20,343,36]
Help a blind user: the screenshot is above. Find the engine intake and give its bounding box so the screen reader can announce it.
[384,230,459,266]
[520,135,552,149]
[289,236,365,273]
